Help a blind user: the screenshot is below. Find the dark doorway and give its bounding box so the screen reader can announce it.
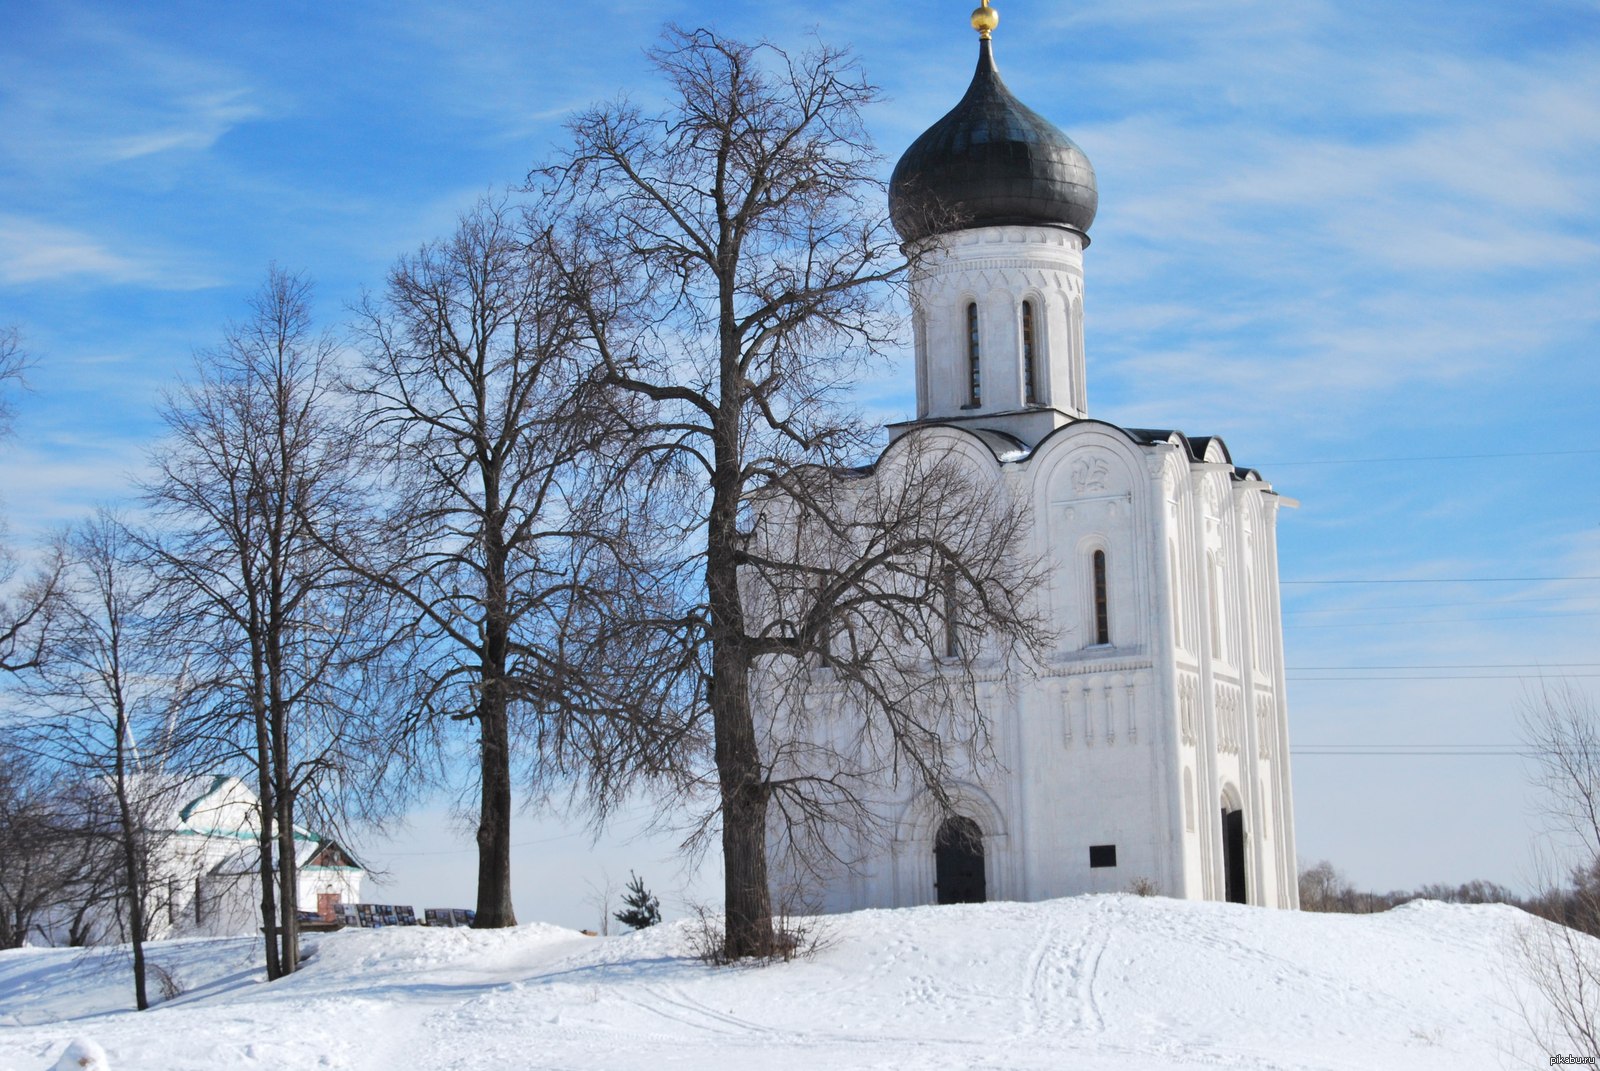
[1222,808,1247,904]
[935,816,986,904]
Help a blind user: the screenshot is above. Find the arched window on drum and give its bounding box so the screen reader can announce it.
[1091,548,1110,646]
[965,302,981,407]
[1021,299,1039,405]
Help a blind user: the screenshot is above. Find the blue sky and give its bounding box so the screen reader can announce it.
[2,0,1598,925]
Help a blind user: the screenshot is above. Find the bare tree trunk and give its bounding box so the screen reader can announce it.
[251,655,281,980]
[270,607,299,973]
[709,431,772,955]
[276,777,298,974]
[474,685,516,928]
[713,651,772,955]
[111,728,149,1010]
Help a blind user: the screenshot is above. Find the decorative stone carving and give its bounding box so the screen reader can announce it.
[1071,455,1110,493]
[1178,673,1199,746]
[1216,683,1243,755]
[1256,694,1275,760]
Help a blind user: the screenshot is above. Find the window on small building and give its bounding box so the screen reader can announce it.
[966,302,981,407]
[1092,549,1110,646]
[1089,844,1117,868]
[1021,300,1038,404]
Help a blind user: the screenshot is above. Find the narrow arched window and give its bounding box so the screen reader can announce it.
[942,566,960,659]
[1021,300,1038,405]
[1169,542,1184,649]
[1208,554,1224,659]
[966,302,981,407]
[1092,549,1110,645]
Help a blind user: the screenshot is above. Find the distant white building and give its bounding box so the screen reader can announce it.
[766,6,1297,912]
[149,775,366,938]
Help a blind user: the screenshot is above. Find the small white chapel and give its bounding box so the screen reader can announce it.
[790,1,1299,912]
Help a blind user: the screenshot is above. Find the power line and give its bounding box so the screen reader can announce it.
[1286,595,1600,615]
[1264,448,1600,467]
[1292,747,1536,757]
[1289,662,1600,670]
[1289,673,1600,681]
[375,829,586,857]
[1292,742,1516,752]
[1287,611,1600,630]
[1284,576,1600,585]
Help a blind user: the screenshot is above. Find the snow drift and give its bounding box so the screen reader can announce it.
[0,894,1575,1070]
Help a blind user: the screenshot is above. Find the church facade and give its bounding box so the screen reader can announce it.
[784,3,1298,912]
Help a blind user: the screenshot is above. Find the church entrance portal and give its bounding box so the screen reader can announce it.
[1222,807,1247,904]
[935,816,986,904]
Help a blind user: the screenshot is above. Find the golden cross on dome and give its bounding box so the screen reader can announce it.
[971,0,999,39]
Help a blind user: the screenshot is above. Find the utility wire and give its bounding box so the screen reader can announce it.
[1292,748,1537,757]
[1264,448,1600,467]
[1289,662,1600,670]
[1286,595,1600,614]
[1287,611,1600,629]
[1295,744,1530,749]
[1289,673,1600,681]
[1284,576,1600,585]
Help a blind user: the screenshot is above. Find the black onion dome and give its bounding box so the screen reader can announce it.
[889,38,1097,243]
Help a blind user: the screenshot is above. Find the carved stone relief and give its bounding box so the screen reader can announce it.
[1071,455,1110,494]
[1216,683,1242,755]
[1062,674,1140,748]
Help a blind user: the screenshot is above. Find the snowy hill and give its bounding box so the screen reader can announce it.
[0,895,1573,1070]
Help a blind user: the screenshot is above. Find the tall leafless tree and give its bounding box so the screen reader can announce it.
[0,327,64,676]
[538,29,1051,958]
[346,196,674,929]
[20,511,188,1008]
[0,741,66,948]
[145,269,395,977]
[1515,681,1600,1060]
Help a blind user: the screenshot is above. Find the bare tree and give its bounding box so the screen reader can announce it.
[1516,681,1600,1061]
[145,269,395,977]
[0,325,27,440]
[346,196,667,929]
[20,512,186,1008]
[0,741,66,947]
[538,28,1050,958]
[0,327,64,676]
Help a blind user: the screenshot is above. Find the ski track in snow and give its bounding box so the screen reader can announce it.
[0,895,1570,1071]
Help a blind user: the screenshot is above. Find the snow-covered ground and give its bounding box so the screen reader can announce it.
[0,895,1574,1069]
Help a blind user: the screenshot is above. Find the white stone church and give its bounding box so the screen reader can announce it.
[783,4,1298,912]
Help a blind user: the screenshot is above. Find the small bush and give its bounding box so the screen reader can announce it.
[150,962,183,1003]
[684,905,827,966]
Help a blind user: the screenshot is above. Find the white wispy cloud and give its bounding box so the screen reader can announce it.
[1037,5,1600,436]
[0,7,268,177]
[0,215,217,288]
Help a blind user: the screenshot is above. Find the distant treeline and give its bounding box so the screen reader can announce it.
[1299,858,1600,937]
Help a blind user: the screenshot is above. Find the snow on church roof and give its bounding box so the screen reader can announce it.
[163,774,364,873]
[885,416,1274,487]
